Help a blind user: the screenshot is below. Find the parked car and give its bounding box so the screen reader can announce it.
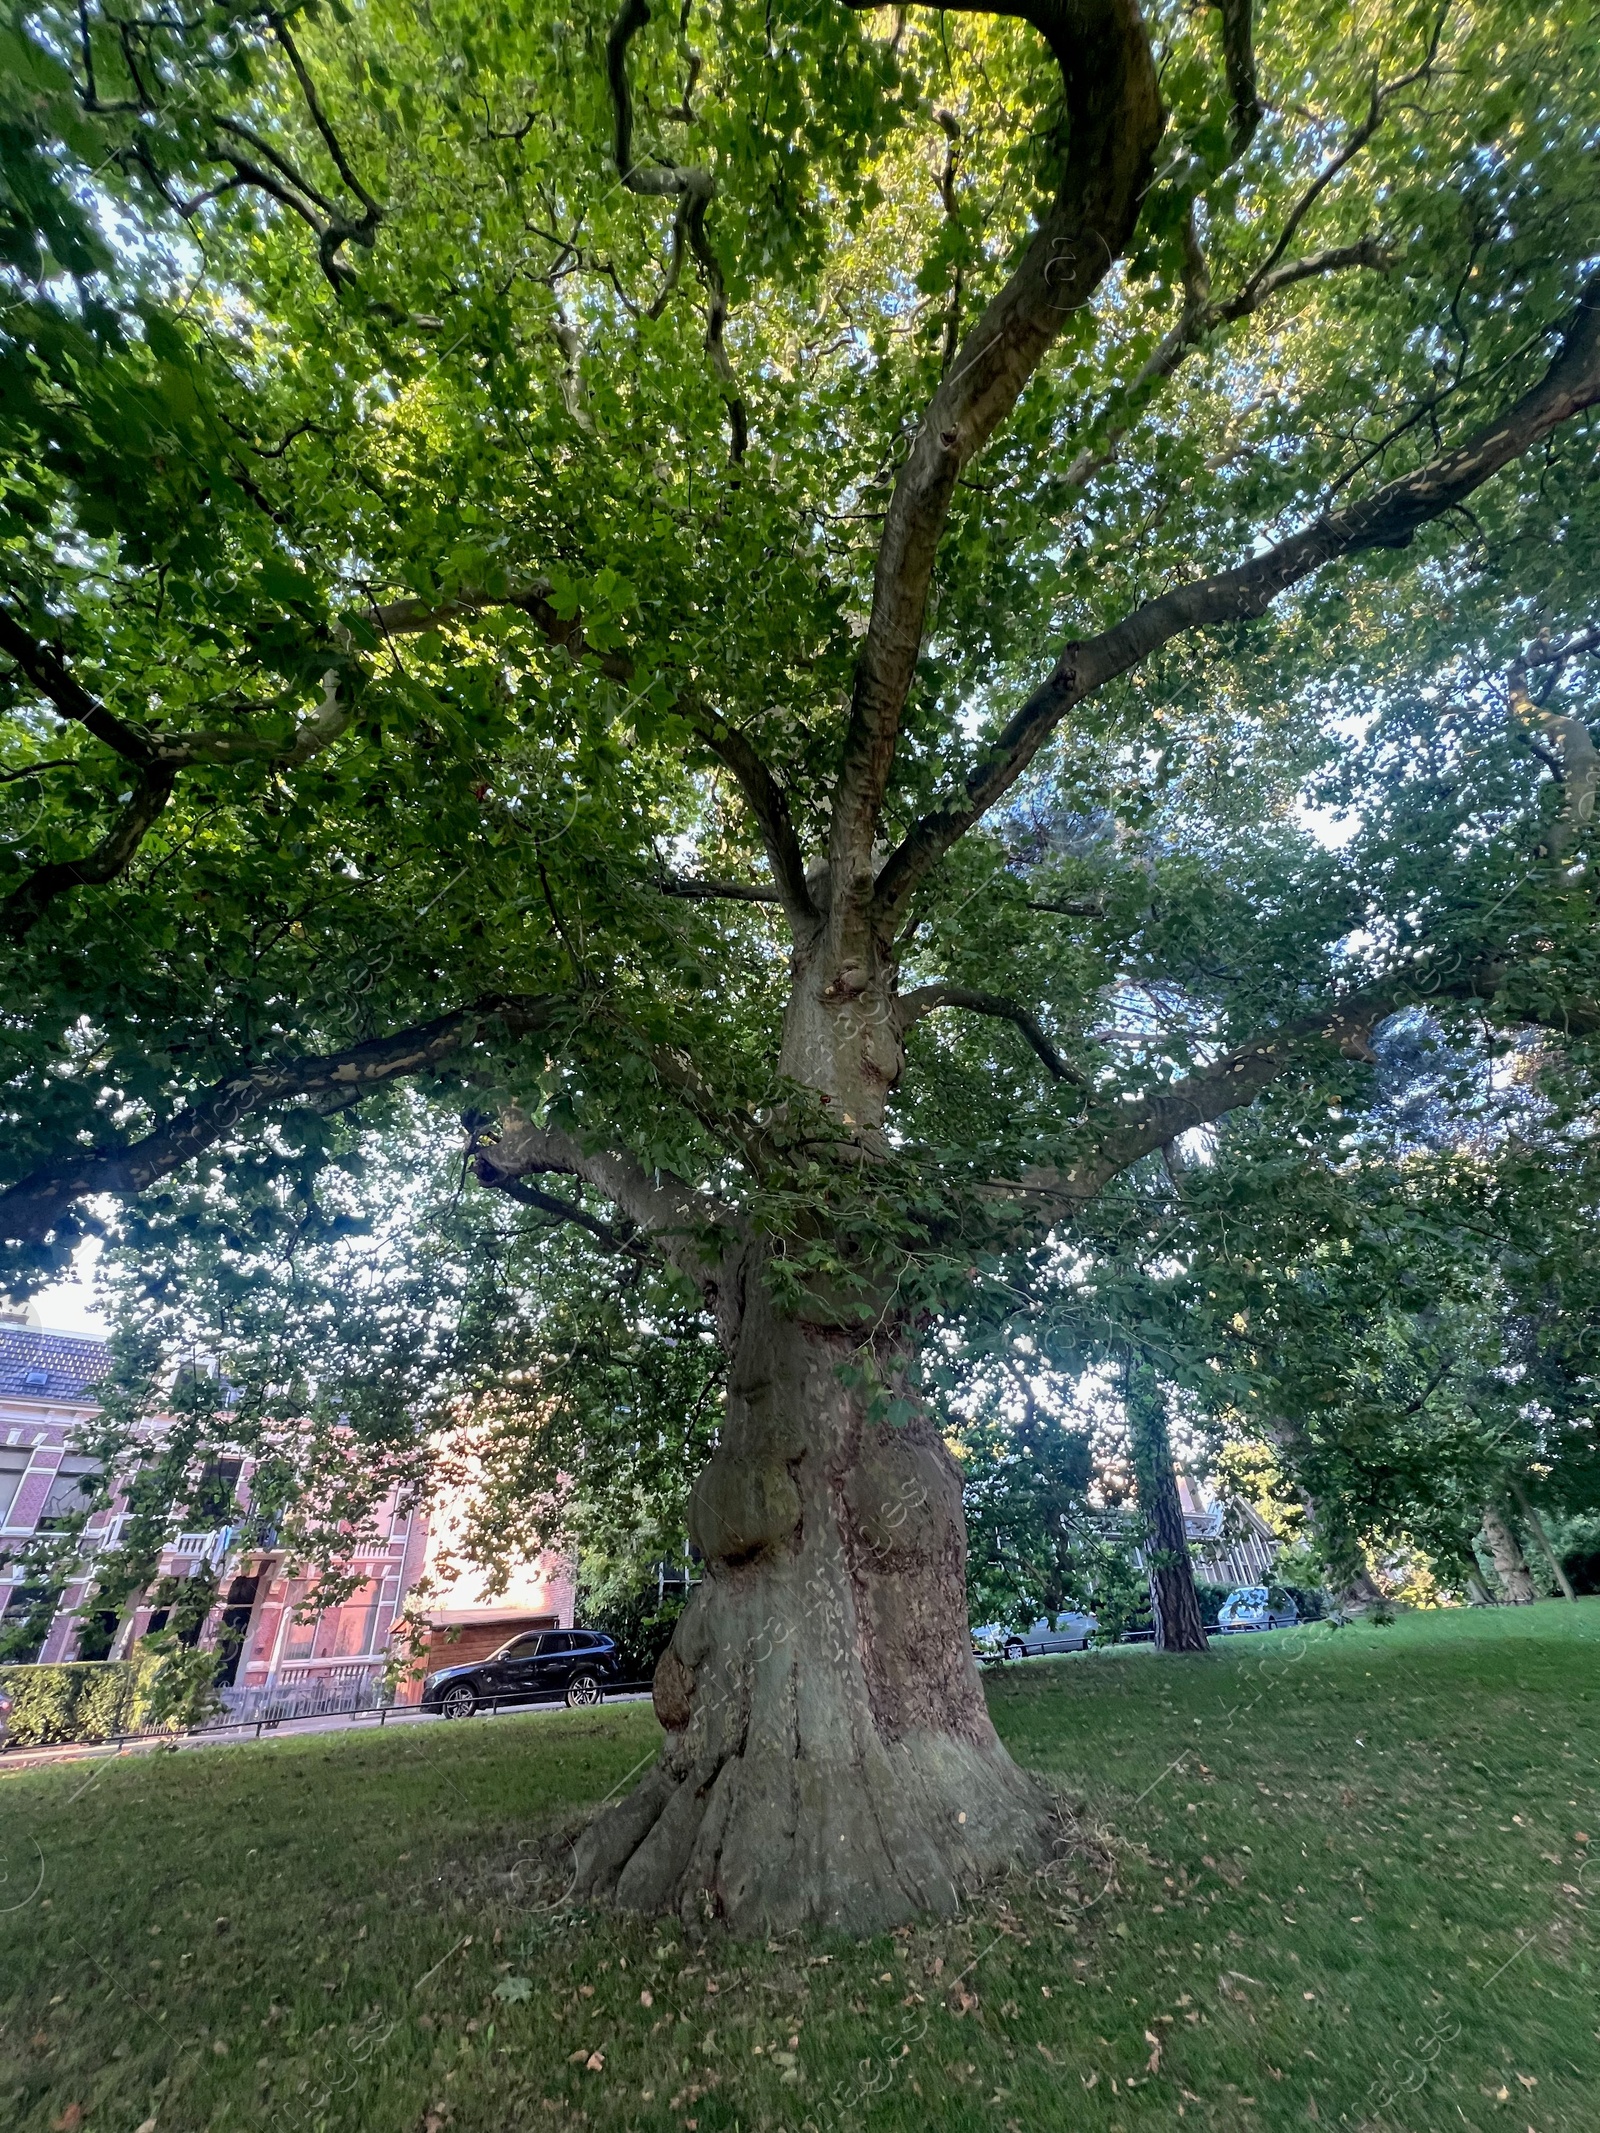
[972,1611,1098,1660]
[1216,1584,1299,1634]
[422,1628,618,1718]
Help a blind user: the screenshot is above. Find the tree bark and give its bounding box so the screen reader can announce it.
[572,1266,1046,1934]
[1125,1362,1210,1654]
[1510,1480,1576,1602]
[1481,1500,1537,1605]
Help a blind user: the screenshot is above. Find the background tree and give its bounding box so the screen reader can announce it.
[1125,1358,1209,1651]
[5,0,1600,1933]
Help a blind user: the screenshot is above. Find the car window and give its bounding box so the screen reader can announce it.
[498,1634,544,1661]
[539,1631,576,1656]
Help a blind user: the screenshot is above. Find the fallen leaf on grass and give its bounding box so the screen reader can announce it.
[640,1989,653,2007]
[585,2051,605,2072]
[50,2109,83,2132]
[1145,2030,1162,2074]
[493,1976,532,2004]
[1081,2072,1098,2090]
[1516,2074,1538,2089]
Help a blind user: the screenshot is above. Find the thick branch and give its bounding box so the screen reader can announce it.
[826,0,1162,907]
[372,584,815,926]
[606,0,746,459]
[657,875,785,903]
[1212,0,1262,155]
[0,620,360,929]
[0,996,565,1252]
[1016,995,1396,1214]
[896,983,1083,1082]
[0,608,157,765]
[474,1171,649,1259]
[680,707,817,927]
[473,1110,732,1296]
[3,764,177,939]
[876,268,1600,924]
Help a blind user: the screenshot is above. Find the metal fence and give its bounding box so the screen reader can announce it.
[219,1674,387,1725]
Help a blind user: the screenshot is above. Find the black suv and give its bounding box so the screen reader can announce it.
[421,1628,619,1718]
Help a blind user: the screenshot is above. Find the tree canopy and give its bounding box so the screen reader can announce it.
[5,0,1600,1934]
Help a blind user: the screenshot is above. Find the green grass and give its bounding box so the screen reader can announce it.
[2,1603,1596,2133]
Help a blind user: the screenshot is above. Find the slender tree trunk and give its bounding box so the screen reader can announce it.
[1464,1570,1497,1607]
[1510,1479,1576,1601]
[573,1267,1046,1935]
[1125,1362,1209,1654]
[1481,1500,1537,1604]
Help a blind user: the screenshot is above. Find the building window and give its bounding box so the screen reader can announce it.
[281,1606,319,1661]
[330,1581,386,1657]
[0,1455,28,1527]
[36,1469,97,1530]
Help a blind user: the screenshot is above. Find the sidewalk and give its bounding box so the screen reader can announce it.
[0,1687,654,1773]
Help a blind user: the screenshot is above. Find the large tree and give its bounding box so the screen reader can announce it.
[4,0,1600,1933]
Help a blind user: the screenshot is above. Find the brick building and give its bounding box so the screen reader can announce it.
[0,1314,574,1700]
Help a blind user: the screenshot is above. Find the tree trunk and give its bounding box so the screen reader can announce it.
[1510,1479,1576,1601]
[572,1273,1047,1935]
[1481,1499,1537,1604]
[1125,1362,1209,1654]
[1338,1562,1387,1610]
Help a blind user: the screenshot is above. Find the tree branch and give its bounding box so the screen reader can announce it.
[368,586,817,926]
[0,607,157,765]
[1013,994,1397,1215]
[473,1170,650,1259]
[1234,11,1448,314]
[472,1110,733,1298]
[896,983,1084,1082]
[0,617,361,930]
[825,0,1162,911]
[1056,234,1392,495]
[1211,0,1262,156]
[1508,626,1600,859]
[0,996,567,1252]
[679,707,818,927]
[656,875,785,903]
[875,266,1600,925]
[2,764,177,939]
[606,0,746,460]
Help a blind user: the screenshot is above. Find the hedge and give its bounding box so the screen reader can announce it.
[0,1642,223,1747]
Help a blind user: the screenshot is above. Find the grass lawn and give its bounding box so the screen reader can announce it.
[1,1602,1596,2133]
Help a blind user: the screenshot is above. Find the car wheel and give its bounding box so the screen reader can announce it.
[439,1682,477,1720]
[1004,1639,1027,1661]
[566,1672,603,1708]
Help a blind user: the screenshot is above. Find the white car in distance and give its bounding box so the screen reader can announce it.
[972,1612,1098,1660]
